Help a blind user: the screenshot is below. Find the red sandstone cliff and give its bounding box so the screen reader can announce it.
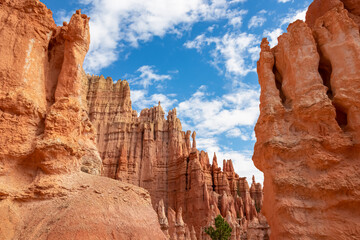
[0,1,166,239]
[254,0,360,239]
[86,75,269,239]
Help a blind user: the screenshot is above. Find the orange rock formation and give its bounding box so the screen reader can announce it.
[254,0,360,239]
[0,1,166,239]
[86,75,269,239]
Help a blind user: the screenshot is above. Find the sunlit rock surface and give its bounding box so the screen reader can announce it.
[254,0,360,239]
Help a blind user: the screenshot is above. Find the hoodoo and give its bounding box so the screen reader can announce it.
[0,1,166,239]
[85,75,269,239]
[254,0,360,239]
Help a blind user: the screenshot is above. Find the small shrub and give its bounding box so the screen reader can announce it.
[204,215,232,240]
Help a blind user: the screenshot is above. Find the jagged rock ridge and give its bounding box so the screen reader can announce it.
[86,75,269,239]
[254,0,360,239]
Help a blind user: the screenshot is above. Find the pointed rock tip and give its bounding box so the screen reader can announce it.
[260,38,271,51]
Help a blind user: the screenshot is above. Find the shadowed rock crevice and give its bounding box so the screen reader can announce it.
[334,104,348,129]
[318,61,333,99]
[273,64,287,106]
[185,157,189,191]
[211,169,216,191]
[318,58,348,129]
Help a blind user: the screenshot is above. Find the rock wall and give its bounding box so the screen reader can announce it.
[86,75,269,239]
[0,1,166,239]
[253,0,360,239]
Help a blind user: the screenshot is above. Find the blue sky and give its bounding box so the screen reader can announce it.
[41,0,311,183]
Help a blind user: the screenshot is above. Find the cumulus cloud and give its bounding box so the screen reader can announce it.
[262,8,307,48]
[229,0,247,3]
[226,128,242,138]
[281,8,307,26]
[263,28,283,47]
[196,137,263,183]
[227,9,248,27]
[177,85,260,138]
[207,25,216,32]
[248,15,266,29]
[184,32,260,77]
[183,34,207,51]
[54,9,73,25]
[76,0,249,72]
[277,0,291,3]
[218,150,263,183]
[130,65,172,88]
[130,89,177,113]
[196,137,221,153]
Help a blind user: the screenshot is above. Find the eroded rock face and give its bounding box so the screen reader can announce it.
[0,1,166,239]
[254,0,360,239]
[86,75,269,239]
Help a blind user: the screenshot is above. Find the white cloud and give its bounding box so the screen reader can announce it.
[130,89,177,113]
[262,8,307,48]
[226,128,242,138]
[258,9,267,14]
[218,150,263,183]
[248,46,261,61]
[229,0,247,3]
[277,0,291,3]
[177,85,260,138]
[281,8,307,26]
[248,15,266,29]
[264,28,283,48]
[225,128,250,140]
[196,137,263,183]
[207,25,216,32]
[197,137,221,153]
[54,9,72,26]
[130,65,172,88]
[227,9,248,27]
[76,0,249,72]
[184,32,260,77]
[251,131,256,141]
[183,34,206,51]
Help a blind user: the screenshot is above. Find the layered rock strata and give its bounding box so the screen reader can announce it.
[0,1,166,239]
[254,0,360,239]
[86,75,269,239]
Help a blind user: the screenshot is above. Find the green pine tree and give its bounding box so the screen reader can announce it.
[204,215,232,240]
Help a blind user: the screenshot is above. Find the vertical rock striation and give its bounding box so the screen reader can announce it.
[86,75,269,239]
[254,0,360,239]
